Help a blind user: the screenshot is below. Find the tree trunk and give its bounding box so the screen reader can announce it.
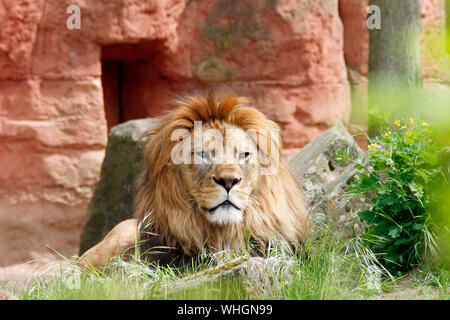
[368,0,423,136]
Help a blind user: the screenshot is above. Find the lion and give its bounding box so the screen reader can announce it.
[79,92,309,268]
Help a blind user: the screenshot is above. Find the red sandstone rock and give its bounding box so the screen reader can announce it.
[339,0,369,76]
[0,202,87,266]
[0,0,45,80]
[114,0,351,149]
[421,0,446,27]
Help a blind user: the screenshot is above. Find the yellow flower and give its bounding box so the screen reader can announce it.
[394,120,401,126]
[368,143,378,149]
[401,126,407,129]
[405,131,412,137]
[422,122,429,127]
[409,118,415,124]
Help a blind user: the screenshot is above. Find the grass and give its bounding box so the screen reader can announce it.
[13,218,447,300]
[379,267,450,300]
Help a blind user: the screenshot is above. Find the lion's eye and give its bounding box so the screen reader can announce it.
[238,152,251,162]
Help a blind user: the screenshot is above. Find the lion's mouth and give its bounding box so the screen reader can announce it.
[203,200,241,214]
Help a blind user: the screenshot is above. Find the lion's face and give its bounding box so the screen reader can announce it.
[177,123,260,226]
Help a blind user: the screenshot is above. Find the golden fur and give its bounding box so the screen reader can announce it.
[80,92,309,268]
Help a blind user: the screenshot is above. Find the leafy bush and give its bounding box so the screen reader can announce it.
[348,116,444,276]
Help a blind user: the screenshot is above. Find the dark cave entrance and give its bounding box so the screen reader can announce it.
[100,41,172,131]
[101,60,123,130]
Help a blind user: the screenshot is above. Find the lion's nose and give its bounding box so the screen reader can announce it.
[213,177,241,192]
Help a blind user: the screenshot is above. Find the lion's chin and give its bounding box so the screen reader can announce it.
[206,205,243,226]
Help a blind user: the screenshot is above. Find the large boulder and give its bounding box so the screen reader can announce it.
[79,118,159,255]
[289,122,367,231]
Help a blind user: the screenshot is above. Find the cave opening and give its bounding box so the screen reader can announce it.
[101,60,123,130]
[100,41,170,131]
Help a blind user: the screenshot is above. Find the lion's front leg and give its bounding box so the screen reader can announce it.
[78,218,138,269]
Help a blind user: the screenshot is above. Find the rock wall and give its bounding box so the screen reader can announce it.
[0,0,107,266]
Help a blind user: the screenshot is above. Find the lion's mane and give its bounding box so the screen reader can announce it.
[134,93,309,260]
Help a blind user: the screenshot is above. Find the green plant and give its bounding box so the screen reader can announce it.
[348,116,444,276]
